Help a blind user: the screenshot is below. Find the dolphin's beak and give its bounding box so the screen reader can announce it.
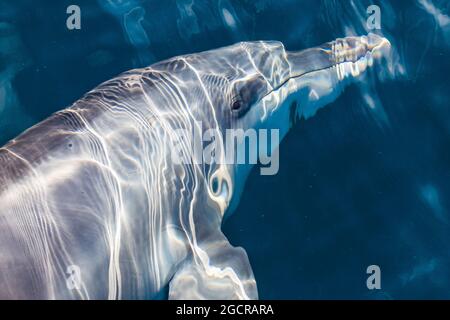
[257,33,391,122]
[286,33,391,80]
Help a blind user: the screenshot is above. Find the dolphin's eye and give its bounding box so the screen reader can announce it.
[230,97,249,117]
[230,75,268,117]
[232,100,243,111]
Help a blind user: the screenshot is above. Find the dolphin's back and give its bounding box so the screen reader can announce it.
[0,69,189,299]
[0,101,119,299]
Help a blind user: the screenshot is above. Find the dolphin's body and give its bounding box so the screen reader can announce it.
[0,34,390,299]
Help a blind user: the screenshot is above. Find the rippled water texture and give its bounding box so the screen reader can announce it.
[0,0,449,299]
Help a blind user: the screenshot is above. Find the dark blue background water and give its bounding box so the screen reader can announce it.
[1,0,449,299]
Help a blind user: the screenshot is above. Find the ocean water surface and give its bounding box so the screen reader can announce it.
[1,0,450,299]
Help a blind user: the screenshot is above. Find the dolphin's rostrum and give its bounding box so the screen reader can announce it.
[0,34,390,299]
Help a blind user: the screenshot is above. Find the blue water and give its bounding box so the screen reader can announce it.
[1,0,450,299]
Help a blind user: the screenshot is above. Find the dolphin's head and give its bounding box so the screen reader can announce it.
[157,34,391,217]
[169,33,390,131]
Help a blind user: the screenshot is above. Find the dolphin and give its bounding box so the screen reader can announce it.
[0,33,390,299]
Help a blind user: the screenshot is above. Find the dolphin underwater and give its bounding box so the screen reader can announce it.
[0,33,390,299]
